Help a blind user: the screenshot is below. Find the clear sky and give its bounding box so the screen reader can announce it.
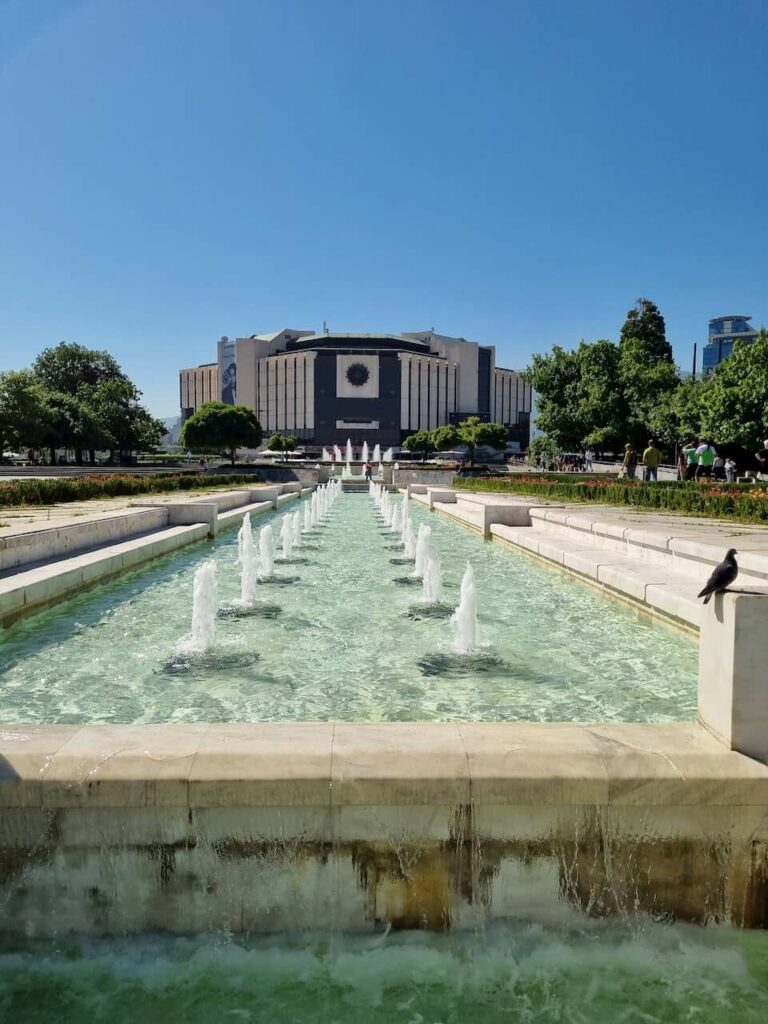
[0,0,766,417]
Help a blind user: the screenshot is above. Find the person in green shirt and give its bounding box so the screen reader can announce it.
[642,440,661,482]
[695,439,717,480]
[682,442,698,481]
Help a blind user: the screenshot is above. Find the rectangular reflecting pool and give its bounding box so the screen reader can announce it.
[0,493,698,724]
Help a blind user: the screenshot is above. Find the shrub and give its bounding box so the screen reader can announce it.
[452,476,768,523]
[0,472,260,508]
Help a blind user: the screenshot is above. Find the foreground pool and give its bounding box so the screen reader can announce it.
[1,922,766,1023]
[0,493,697,723]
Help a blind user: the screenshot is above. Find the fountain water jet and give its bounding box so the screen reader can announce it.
[372,443,381,463]
[361,441,369,464]
[303,503,312,534]
[402,518,417,559]
[412,524,432,578]
[178,560,218,654]
[292,511,303,548]
[258,524,274,580]
[280,515,294,560]
[390,506,402,534]
[421,547,444,604]
[345,438,353,463]
[236,513,258,605]
[451,563,479,653]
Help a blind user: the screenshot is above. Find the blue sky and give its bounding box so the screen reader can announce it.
[1,0,766,416]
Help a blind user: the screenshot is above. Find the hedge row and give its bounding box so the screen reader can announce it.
[454,476,768,522]
[0,473,260,508]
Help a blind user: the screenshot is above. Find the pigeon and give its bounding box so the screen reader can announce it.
[697,548,738,604]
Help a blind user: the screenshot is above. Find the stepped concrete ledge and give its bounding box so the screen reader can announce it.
[412,488,768,630]
[0,485,307,626]
[1,720,768,933]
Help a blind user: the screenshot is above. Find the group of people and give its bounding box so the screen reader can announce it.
[621,438,768,484]
[620,441,662,482]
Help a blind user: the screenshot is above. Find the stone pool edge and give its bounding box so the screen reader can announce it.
[1,720,768,933]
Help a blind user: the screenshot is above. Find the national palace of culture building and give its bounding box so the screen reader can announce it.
[179,327,532,448]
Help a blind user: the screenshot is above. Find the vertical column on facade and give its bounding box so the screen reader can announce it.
[286,356,296,432]
[428,359,439,429]
[418,359,428,429]
[399,356,410,434]
[305,353,315,435]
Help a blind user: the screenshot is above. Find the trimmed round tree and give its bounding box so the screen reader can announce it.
[180,402,262,466]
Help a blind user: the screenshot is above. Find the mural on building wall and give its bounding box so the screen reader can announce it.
[219,338,237,404]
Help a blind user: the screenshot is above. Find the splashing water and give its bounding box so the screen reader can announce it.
[412,524,432,578]
[451,562,479,653]
[390,506,402,534]
[174,560,218,655]
[303,503,312,534]
[236,514,258,605]
[372,443,381,462]
[402,518,417,559]
[345,438,353,462]
[258,524,275,580]
[292,511,302,548]
[280,515,294,560]
[421,546,444,604]
[361,441,369,463]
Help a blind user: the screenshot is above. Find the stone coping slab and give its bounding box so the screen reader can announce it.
[1,722,766,810]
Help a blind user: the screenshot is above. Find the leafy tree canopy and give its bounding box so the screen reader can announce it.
[32,342,129,396]
[267,433,298,452]
[0,371,50,455]
[430,424,460,451]
[457,416,508,464]
[619,298,672,363]
[180,402,263,465]
[699,329,768,449]
[402,430,433,460]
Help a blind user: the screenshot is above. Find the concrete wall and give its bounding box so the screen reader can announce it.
[1,722,766,936]
[0,509,170,573]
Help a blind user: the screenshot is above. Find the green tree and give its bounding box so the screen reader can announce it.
[39,392,105,465]
[528,435,559,467]
[430,424,460,451]
[457,416,507,465]
[402,430,433,461]
[0,371,50,456]
[32,342,128,395]
[523,346,584,448]
[180,402,263,466]
[267,433,298,453]
[619,298,672,362]
[84,378,165,460]
[699,330,768,449]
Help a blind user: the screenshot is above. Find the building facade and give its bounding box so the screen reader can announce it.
[179,362,217,419]
[179,328,532,446]
[702,316,757,372]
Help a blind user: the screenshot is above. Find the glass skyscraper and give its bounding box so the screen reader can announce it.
[702,316,757,372]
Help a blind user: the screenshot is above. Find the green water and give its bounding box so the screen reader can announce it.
[1,923,767,1023]
[0,493,698,723]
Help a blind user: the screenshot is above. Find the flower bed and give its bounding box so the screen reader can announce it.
[0,473,260,508]
[453,476,768,523]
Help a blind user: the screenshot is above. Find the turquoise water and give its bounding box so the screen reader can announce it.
[1,923,767,1023]
[0,494,698,723]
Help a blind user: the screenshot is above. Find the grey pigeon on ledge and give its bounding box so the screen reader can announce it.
[697,548,738,604]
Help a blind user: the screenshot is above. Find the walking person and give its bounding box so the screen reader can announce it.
[694,439,716,481]
[682,442,698,481]
[641,439,661,482]
[621,444,638,480]
[364,461,373,482]
[725,457,737,484]
[585,448,594,472]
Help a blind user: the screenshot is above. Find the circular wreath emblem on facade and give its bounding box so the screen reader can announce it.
[346,362,370,387]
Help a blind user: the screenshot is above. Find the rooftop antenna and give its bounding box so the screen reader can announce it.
[323,319,329,335]
[691,342,697,381]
